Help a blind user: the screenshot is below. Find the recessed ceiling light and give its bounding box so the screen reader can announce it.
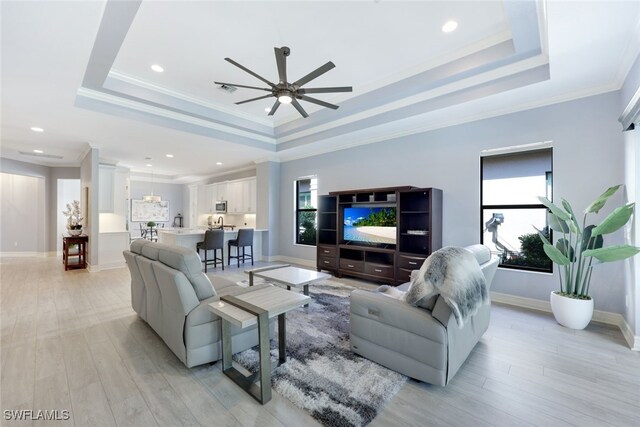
[33,149,44,154]
[216,162,223,166]
[151,64,164,73]
[166,154,174,158]
[30,127,44,132]
[442,20,458,33]
[146,163,153,167]
[264,107,271,112]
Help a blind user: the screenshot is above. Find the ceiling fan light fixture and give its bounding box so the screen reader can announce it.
[278,92,293,104]
[143,194,161,203]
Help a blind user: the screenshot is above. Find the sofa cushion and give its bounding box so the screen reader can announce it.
[157,245,215,301]
[130,238,151,255]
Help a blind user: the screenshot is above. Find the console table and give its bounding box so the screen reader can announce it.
[62,235,88,271]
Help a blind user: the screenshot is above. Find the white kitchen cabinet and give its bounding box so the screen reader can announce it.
[198,184,214,215]
[244,178,257,213]
[227,181,243,213]
[99,165,115,212]
[216,182,228,201]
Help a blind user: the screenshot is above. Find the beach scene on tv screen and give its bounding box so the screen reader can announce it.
[343,207,396,244]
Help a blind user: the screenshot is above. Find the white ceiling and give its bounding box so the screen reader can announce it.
[1,1,639,182]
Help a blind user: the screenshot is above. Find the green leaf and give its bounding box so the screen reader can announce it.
[581,225,604,251]
[555,238,575,261]
[543,243,571,265]
[583,245,640,262]
[538,196,570,221]
[561,198,580,231]
[584,184,622,214]
[535,227,552,245]
[591,203,635,236]
[547,212,570,233]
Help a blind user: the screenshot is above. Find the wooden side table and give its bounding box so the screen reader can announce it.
[62,235,88,271]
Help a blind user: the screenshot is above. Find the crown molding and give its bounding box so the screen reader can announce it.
[76,87,277,145]
[108,70,275,127]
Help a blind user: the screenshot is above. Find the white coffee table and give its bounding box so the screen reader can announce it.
[246,265,331,305]
[208,285,310,404]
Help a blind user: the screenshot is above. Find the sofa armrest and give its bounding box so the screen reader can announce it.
[350,289,446,344]
[431,296,454,327]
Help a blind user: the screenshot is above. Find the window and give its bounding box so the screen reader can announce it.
[295,177,317,245]
[481,148,553,272]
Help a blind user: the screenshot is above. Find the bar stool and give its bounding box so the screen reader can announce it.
[196,229,224,272]
[228,228,254,267]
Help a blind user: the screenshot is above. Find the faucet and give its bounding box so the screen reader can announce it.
[217,216,224,229]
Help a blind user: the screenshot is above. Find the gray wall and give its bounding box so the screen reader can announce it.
[278,91,627,314]
[130,180,184,233]
[0,157,80,252]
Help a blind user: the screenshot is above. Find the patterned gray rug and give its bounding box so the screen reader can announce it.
[233,281,407,427]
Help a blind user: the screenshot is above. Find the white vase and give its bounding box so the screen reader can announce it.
[550,291,594,330]
[68,228,82,236]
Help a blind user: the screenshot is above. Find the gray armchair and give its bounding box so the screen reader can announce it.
[349,244,498,386]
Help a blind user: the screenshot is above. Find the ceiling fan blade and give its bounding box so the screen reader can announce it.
[274,47,287,84]
[214,81,272,92]
[298,86,353,94]
[291,98,309,118]
[224,58,275,88]
[293,61,335,87]
[299,95,339,110]
[235,94,273,105]
[268,100,281,116]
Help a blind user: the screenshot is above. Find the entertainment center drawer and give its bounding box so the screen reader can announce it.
[397,255,426,270]
[318,246,337,257]
[340,259,364,272]
[364,263,394,279]
[397,268,413,283]
[318,256,337,269]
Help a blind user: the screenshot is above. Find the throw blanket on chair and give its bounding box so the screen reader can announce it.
[405,246,488,328]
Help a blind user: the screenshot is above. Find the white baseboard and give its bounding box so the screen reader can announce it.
[87,263,99,273]
[491,291,638,351]
[619,319,640,351]
[98,261,127,270]
[0,251,48,258]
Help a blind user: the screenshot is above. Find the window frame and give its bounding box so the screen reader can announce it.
[480,149,553,273]
[295,178,317,246]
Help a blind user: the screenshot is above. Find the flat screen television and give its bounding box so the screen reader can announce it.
[343,206,396,246]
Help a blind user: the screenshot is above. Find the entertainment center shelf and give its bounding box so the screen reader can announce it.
[317,186,442,285]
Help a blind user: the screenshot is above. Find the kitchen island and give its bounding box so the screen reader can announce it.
[157,228,266,262]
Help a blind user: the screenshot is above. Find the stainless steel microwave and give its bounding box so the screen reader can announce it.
[215,201,227,213]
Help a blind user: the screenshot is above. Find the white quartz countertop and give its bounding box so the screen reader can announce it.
[158,228,267,236]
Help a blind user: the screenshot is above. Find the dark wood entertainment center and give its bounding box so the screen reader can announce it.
[316,186,442,285]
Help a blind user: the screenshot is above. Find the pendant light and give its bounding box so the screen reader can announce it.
[143,159,161,203]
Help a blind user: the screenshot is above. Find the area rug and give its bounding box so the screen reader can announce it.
[233,281,407,427]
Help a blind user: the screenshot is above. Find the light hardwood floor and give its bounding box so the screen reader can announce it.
[1,256,639,427]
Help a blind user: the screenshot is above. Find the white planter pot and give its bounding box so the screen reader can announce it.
[550,291,594,330]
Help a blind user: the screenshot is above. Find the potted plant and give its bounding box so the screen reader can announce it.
[62,200,84,236]
[538,184,640,329]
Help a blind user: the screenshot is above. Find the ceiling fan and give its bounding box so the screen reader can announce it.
[214,46,352,118]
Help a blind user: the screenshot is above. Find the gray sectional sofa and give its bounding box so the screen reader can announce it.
[123,240,272,368]
[349,244,499,386]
